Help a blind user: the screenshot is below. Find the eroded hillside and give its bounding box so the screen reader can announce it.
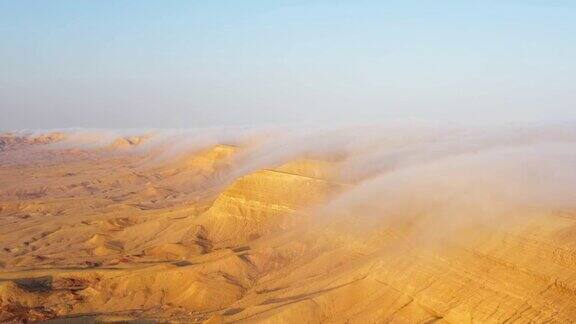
[1,125,576,323]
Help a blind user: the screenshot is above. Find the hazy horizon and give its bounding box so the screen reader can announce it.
[3,4,576,321]
[2,0,576,130]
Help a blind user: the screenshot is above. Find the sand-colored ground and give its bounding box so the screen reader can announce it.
[1,128,576,323]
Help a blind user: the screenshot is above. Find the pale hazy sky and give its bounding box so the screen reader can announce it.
[1,1,575,130]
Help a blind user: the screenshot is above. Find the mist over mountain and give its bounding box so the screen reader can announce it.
[2,123,576,322]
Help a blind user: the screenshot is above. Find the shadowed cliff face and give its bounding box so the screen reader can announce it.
[1,123,576,323]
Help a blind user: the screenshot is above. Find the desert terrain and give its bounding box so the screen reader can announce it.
[1,124,576,323]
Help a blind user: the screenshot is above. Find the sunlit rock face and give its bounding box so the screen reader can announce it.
[1,124,576,323]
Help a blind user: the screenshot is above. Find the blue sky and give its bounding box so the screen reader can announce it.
[1,1,575,129]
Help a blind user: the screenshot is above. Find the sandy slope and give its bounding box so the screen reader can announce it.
[1,129,576,323]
